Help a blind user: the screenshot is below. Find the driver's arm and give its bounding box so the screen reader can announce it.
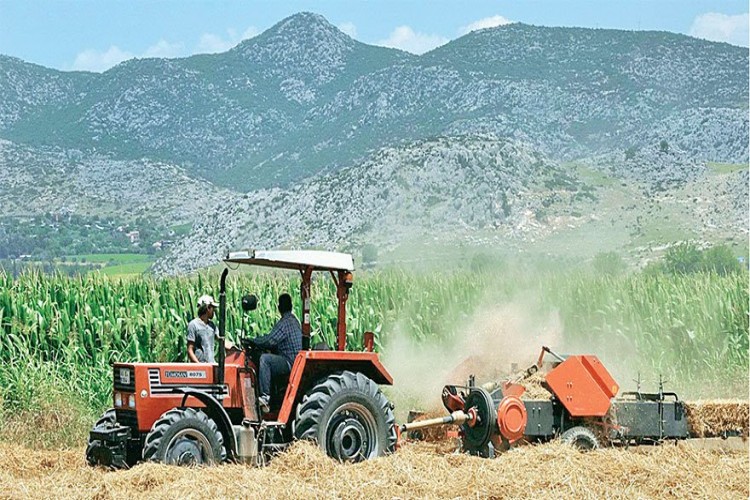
[186,323,200,363]
[252,320,284,349]
[187,342,200,363]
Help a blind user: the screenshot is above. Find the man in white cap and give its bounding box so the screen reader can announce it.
[187,294,219,363]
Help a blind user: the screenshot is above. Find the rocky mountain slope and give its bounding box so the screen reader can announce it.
[1,12,747,273]
[154,134,747,275]
[153,135,584,273]
[0,139,228,225]
[1,13,747,192]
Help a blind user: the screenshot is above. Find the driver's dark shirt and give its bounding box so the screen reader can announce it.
[252,312,302,365]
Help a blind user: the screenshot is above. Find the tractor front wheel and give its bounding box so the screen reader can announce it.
[143,408,226,465]
[561,426,599,450]
[294,371,396,462]
[86,409,118,467]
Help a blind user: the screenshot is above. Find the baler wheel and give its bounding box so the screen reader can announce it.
[461,388,497,456]
[143,408,226,465]
[561,426,599,450]
[294,370,396,462]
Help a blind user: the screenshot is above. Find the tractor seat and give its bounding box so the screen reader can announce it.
[312,341,331,351]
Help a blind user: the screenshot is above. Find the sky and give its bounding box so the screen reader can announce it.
[0,0,748,72]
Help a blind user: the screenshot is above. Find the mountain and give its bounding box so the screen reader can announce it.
[1,14,746,192]
[1,12,748,273]
[153,135,592,274]
[152,134,748,276]
[0,13,411,188]
[0,139,228,224]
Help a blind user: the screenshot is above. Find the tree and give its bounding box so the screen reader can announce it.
[664,243,702,275]
[701,245,742,275]
[592,251,626,276]
[659,140,669,153]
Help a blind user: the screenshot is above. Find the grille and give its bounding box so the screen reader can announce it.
[114,366,135,392]
[115,409,138,433]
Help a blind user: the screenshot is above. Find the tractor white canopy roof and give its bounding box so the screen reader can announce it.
[224,249,354,272]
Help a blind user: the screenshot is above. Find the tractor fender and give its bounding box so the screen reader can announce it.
[276,351,393,425]
[174,387,237,461]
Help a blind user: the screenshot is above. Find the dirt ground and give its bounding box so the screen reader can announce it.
[1,440,747,499]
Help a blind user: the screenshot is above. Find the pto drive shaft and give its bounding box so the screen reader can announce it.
[400,410,470,433]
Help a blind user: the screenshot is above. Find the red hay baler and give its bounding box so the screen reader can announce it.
[402,346,689,455]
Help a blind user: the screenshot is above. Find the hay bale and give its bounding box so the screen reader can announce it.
[519,372,553,400]
[684,400,749,438]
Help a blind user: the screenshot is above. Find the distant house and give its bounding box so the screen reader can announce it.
[126,230,140,243]
[152,240,173,251]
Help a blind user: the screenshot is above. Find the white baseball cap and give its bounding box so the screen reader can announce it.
[197,295,219,308]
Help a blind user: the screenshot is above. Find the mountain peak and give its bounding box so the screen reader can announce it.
[276,12,336,31]
[232,12,356,87]
[249,11,352,47]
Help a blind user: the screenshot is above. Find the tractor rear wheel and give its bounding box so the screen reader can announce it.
[561,426,599,450]
[143,408,226,465]
[294,371,396,462]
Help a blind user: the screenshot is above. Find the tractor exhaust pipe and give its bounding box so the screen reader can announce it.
[400,410,471,433]
[217,268,229,387]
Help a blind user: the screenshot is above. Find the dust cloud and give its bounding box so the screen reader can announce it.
[382,295,564,417]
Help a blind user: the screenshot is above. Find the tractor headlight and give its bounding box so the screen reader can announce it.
[128,394,136,409]
[114,392,123,407]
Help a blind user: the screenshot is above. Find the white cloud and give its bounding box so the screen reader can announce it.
[196,33,235,54]
[195,26,260,54]
[72,46,133,72]
[242,26,261,40]
[143,39,184,59]
[71,25,261,72]
[459,15,513,35]
[689,12,749,47]
[338,22,357,38]
[376,26,448,54]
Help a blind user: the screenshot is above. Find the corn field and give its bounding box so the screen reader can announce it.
[0,267,746,416]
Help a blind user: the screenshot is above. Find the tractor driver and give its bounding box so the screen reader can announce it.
[252,293,302,413]
[187,295,219,363]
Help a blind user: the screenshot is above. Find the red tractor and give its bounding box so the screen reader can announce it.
[86,250,397,467]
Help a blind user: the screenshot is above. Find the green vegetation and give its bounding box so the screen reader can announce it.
[0,252,155,278]
[71,253,152,264]
[592,251,627,276]
[0,260,747,447]
[98,261,153,277]
[707,162,749,175]
[646,243,746,276]
[0,214,165,261]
